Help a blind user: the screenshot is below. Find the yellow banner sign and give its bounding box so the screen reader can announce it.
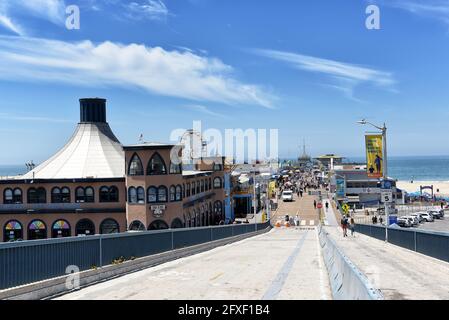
[365,134,383,178]
[268,181,276,198]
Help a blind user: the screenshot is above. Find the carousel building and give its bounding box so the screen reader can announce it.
[0,98,226,242]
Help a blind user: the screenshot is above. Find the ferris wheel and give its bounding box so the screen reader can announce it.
[179,129,207,160]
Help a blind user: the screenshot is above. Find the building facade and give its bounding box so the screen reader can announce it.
[0,98,227,242]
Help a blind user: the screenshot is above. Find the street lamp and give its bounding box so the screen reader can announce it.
[357,119,389,242]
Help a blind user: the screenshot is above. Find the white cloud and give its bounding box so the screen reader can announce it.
[185,105,227,118]
[0,36,274,108]
[126,0,169,21]
[0,13,24,36]
[0,0,66,35]
[252,49,395,98]
[369,0,449,24]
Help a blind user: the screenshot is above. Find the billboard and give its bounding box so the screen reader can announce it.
[336,178,346,198]
[365,134,383,178]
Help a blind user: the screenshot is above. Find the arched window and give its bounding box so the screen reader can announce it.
[158,186,167,202]
[196,181,200,194]
[147,186,157,203]
[171,218,184,229]
[28,220,47,240]
[200,180,205,193]
[51,187,61,203]
[169,186,176,202]
[28,187,46,204]
[148,220,169,230]
[129,220,145,231]
[75,187,85,203]
[182,184,186,198]
[169,161,182,174]
[51,187,71,203]
[100,219,120,234]
[61,187,70,203]
[52,220,71,238]
[85,187,94,202]
[128,187,137,204]
[209,178,212,190]
[128,153,144,176]
[13,188,22,204]
[175,185,182,201]
[147,153,167,175]
[3,220,23,242]
[213,177,222,189]
[137,187,145,204]
[100,186,119,202]
[75,219,95,236]
[109,186,119,202]
[3,188,13,204]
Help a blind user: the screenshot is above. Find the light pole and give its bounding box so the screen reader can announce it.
[357,119,389,242]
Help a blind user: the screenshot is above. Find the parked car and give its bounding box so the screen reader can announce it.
[282,190,294,202]
[410,213,425,223]
[420,212,434,222]
[397,217,411,228]
[428,210,443,219]
[403,215,419,226]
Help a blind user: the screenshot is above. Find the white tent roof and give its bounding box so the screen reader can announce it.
[22,123,125,179]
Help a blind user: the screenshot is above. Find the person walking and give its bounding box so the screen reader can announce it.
[294,214,299,227]
[349,217,355,237]
[313,200,317,209]
[325,201,329,211]
[341,216,348,237]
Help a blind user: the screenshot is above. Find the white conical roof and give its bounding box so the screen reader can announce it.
[22,123,125,179]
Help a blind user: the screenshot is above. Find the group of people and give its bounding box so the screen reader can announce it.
[341,215,355,237]
[285,214,301,226]
[371,216,383,225]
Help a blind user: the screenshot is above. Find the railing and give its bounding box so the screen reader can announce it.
[318,225,383,300]
[0,221,271,290]
[355,224,449,263]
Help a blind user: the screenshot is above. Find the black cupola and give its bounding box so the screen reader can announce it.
[79,98,107,123]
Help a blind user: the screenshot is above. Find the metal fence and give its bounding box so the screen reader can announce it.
[355,224,449,263]
[0,221,271,290]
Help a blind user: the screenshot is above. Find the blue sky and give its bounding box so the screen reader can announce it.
[1,0,449,164]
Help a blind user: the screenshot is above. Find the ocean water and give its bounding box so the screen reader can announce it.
[3,156,449,181]
[0,165,26,177]
[345,156,449,182]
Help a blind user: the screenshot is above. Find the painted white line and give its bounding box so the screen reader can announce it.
[309,220,315,226]
[301,220,306,226]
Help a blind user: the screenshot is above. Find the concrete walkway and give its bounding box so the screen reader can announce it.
[325,226,449,299]
[56,228,332,300]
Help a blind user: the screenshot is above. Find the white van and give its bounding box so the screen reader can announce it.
[282,190,294,202]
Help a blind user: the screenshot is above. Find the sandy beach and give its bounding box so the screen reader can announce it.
[397,181,449,196]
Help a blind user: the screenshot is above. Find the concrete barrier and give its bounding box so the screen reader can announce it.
[318,226,383,300]
[0,226,271,300]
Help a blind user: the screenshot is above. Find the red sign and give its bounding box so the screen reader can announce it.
[317,203,323,209]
